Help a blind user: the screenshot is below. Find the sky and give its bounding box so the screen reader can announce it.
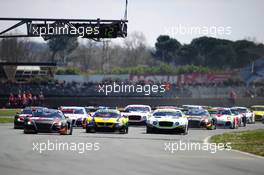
[0,0,263,46]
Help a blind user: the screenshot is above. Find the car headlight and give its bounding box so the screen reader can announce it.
[153,121,158,125]
[175,122,179,126]
[227,117,231,121]
[27,121,32,125]
[142,116,147,120]
[54,121,62,126]
[204,119,209,123]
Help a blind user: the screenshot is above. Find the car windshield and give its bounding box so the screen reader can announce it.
[231,109,239,114]
[217,110,231,115]
[153,111,182,117]
[126,107,150,112]
[22,109,33,114]
[237,109,247,113]
[186,110,207,116]
[85,108,97,113]
[33,111,62,118]
[94,112,120,118]
[208,110,217,115]
[73,109,84,114]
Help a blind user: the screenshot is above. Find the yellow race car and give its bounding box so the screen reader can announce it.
[251,105,264,122]
[85,109,128,134]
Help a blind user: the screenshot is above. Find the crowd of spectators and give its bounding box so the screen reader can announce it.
[7,91,44,108]
[0,80,264,102]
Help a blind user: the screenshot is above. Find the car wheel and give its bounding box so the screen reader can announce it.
[86,126,90,133]
[67,124,73,135]
[24,130,37,134]
[182,126,188,135]
[238,119,242,127]
[231,120,236,129]
[146,126,153,134]
[210,124,216,130]
[119,126,126,134]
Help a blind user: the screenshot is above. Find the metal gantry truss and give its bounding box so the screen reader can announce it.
[0,17,128,40]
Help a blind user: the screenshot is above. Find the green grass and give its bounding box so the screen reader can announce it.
[210,129,264,156]
[0,109,21,117]
[0,118,14,123]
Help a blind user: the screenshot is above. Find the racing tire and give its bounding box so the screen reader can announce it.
[86,126,96,133]
[119,126,126,134]
[146,126,153,134]
[86,126,91,133]
[243,118,247,127]
[24,129,37,134]
[182,126,188,135]
[207,120,217,130]
[67,124,73,135]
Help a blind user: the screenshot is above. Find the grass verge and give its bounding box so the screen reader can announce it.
[0,118,14,123]
[210,129,264,157]
[0,109,21,117]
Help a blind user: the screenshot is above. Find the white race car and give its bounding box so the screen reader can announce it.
[231,107,255,124]
[123,105,151,124]
[60,106,89,127]
[146,109,188,134]
[216,108,239,129]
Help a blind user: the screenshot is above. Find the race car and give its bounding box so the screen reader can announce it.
[155,106,179,110]
[250,105,264,122]
[185,109,217,130]
[207,108,218,117]
[14,106,47,129]
[182,105,204,110]
[60,106,89,127]
[123,105,151,124]
[215,108,239,129]
[85,109,128,134]
[146,109,188,134]
[24,109,73,135]
[231,107,254,126]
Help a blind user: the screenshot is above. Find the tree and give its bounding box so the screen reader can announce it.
[47,36,78,64]
[122,32,153,67]
[0,38,32,62]
[154,35,182,64]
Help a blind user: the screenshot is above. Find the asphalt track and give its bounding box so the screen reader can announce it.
[0,123,263,175]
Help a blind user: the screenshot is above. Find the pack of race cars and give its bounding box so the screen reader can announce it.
[13,104,264,135]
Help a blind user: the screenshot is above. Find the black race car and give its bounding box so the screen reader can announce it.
[24,109,73,135]
[14,107,47,129]
[186,109,217,130]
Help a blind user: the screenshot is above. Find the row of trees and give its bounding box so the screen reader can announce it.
[0,32,263,74]
[154,35,264,69]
